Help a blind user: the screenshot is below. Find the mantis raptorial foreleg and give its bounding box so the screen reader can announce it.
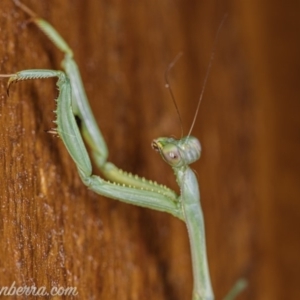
[1,1,247,300]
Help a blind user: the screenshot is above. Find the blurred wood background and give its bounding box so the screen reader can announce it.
[0,0,299,299]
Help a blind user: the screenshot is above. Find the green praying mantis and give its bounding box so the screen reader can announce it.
[1,1,247,300]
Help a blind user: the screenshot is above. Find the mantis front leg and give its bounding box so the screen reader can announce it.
[6,69,183,219]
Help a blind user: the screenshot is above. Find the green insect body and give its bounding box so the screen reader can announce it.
[1,1,247,300]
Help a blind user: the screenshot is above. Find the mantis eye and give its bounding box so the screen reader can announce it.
[162,145,181,165]
[152,140,182,167]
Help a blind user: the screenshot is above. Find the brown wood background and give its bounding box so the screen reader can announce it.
[0,0,299,299]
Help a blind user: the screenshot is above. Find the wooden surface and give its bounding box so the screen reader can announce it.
[0,0,299,299]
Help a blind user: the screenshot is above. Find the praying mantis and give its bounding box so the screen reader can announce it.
[1,1,247,299]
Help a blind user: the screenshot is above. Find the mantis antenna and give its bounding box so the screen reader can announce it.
[164,14,227,140]
[187,14,228,138]
[165,51,184,137]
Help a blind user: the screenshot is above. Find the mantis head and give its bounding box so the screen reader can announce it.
[152,136,201,168]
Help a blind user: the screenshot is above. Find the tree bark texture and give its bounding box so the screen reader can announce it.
[0,0,299,299]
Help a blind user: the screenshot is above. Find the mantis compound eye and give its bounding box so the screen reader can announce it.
[160,144,182,166]
[152,139,182,167]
